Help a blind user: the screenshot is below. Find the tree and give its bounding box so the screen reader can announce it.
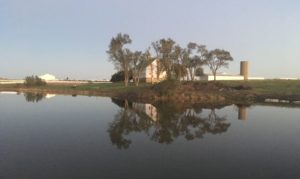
[206,49,233,81]
[107,33,132,86]
[151,41,163,80]
[173,63,188,81]
[110,71,133,82]
[151,38,179,80]
[173,45,188,81]
[195,67,204,77]
[131,50,152,86]
[24,76,46,87]
[181,42,207,81]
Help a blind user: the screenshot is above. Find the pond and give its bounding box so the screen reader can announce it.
[0,93,300,179]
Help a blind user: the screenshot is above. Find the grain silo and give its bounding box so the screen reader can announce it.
[240,61,249,81]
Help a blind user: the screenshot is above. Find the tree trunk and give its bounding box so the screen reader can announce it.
[213,71,216,81]
[167,70,172,80]
[136,76,140,86]
[133,72,137,86]
[135,72,139,86]
[151,63,154,84]
[124,76,128,86]
[178,70,181,81]
[188,68,194,81]
[156,60,160,81]
[124,100,128,109]
[191,68,195,81]
[124,69,129,86]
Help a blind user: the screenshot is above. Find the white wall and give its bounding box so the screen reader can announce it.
[200,75,244,81]
[0,80,24,84]
[199,75,265,81]
[140,59,166,80]
[248,77,265,80]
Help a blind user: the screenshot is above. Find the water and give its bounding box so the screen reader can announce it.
[0,93,300,179]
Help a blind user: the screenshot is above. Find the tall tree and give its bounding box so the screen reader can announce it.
[129,50,141,86]
[151,38,179,80]
[107,33,132,86]
[206,49,234,81]
[183,42,207,81]
[174,45,188,81]
[131,50,152,86]
[151,41,163,81]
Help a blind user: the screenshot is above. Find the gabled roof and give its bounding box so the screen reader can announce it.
[39,73,57,81]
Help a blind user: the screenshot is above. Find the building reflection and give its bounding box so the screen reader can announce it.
[23,92,56,102]
[132,103,159,122]
[235,104,250,121]
[238,106,248,120]
[109,99,232,149]
[45,94,56,99]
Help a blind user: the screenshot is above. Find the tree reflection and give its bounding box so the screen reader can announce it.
[108,99,154,149]
[109,99,231,149]
[23,92,46,102]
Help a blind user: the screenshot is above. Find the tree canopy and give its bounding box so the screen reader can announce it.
[107,33,234,85]
[206,49,234,81]
[107,33,132,86]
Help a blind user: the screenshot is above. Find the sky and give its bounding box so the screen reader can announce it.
[0,0,299,80]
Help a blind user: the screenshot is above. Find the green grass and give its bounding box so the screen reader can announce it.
[69,82,151,92]
[0,82,151,94]
[1,80,300,98]
[221,80,300,95]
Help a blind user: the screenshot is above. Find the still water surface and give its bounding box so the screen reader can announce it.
[0,93,300,179]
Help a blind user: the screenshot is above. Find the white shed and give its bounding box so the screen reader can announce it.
[39,74,57,81]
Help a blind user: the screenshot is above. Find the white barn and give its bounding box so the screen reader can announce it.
[39,74,57,81]
[139,59,166,83]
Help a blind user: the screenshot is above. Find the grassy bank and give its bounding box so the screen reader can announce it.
[221,80,300,102]
[1,80,300,104]
[0,82,151,97]
[222,80,300,95]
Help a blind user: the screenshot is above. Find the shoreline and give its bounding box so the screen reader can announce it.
[1,80,300,107]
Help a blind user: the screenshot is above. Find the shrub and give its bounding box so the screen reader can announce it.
[232,84,252,90]
[110,71,133,82]
[153,79,181,96]
[24,76,47,87]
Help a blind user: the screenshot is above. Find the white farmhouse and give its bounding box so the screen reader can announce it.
[139,59,166,83]
[39,74,57,81]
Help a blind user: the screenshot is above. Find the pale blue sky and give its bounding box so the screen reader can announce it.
[0,0,299,80]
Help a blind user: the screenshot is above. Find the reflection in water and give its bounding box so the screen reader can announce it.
[23,92,56,102]
[1,95,300,179]
[133,103,159,121]
[235,104,250,120]
[45,94,56,99]
[108,99,154,149]
[0,91,19,95]
[24,92,46,102]
[109,99,231,149]
[238,106,248,120]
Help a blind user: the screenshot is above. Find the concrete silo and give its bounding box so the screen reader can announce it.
[240,61,249,81]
